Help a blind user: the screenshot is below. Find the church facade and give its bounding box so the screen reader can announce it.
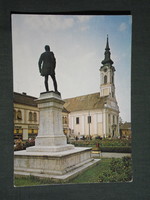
[64,36,120,138]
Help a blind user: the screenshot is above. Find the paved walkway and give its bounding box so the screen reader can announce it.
[92,152,131,158]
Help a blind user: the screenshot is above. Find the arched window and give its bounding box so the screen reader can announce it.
[113,115,115,124]
[64,116,68,124]
[17,110,22,120]
[29,112,32,121]
[62,116,67,124]
[108,114,110,123]
[33,112,37,122]
[104,75,107,84]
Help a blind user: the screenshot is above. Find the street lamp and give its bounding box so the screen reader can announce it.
[88,111,91,140]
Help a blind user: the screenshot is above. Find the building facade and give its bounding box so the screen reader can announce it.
[120,122,131,138]
[13,92,70,140]
[63,36,120,138]
[14,92,39,140]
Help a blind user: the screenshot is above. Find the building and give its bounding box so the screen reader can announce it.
[14,92,39,140]
[120,122,131,138]
[13,92,70,140]
[63,36,120,138]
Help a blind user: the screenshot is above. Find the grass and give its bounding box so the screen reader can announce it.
[14,158,113,187]
[69,158,111,184]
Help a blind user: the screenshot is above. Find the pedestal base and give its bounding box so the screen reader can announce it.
[14,147,100,182]
[35,135,68,147]
[26,144,74,152]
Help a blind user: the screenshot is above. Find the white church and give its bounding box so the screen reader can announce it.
[63,36,120,138]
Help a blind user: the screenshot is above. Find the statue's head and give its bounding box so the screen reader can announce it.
[45,45,50,51]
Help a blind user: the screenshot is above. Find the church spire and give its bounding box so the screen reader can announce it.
[106,34,110,50]
[101,35,114,65]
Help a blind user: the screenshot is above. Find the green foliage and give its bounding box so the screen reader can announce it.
[70,138,131,153]
[70,138,131,147]
[101,146,131,153]
[99,156,132,182]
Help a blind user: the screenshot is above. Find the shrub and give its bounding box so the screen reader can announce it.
[99,156,132,182]
[14,138,35,151]
[70,138,131,148]
[14,139,24,151]
[70,140,131,153]
[101,146,131,153]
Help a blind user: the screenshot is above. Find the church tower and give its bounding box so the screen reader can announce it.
[100,35,116,99]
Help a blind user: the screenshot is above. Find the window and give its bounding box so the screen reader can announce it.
[104,75,107,84]
[62,116,68,124]
[76,117,79,124]
[64,116,67,124]
[33,112,37,122]
[88,116,91,123]
[113,115,115,124]
[29,112,32,121]
[108,114,110,123]
[17,110,22,120]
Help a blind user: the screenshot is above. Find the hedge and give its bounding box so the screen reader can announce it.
[100,146,131,153]
[70,138,131,147]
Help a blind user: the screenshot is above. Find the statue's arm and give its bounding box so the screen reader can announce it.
[38,55,43,73]
[53,53,56,69]
[54,57,56,69]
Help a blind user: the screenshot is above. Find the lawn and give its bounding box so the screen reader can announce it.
[14,157,132,187]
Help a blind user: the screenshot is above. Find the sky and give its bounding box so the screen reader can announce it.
[11,14,132,122]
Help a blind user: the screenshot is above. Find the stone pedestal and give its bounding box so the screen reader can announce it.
[26,91,74,152]
[14,91,100,182]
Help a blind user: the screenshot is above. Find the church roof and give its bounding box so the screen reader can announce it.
[63,92,108,112]
[13,92,109,112]
[14,92,37,107]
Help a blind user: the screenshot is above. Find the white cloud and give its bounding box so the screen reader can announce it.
[48,16,74,30]
[22,15,74,31]
[118,22,127,32]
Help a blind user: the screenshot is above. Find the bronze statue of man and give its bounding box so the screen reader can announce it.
[38,45,58,92]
